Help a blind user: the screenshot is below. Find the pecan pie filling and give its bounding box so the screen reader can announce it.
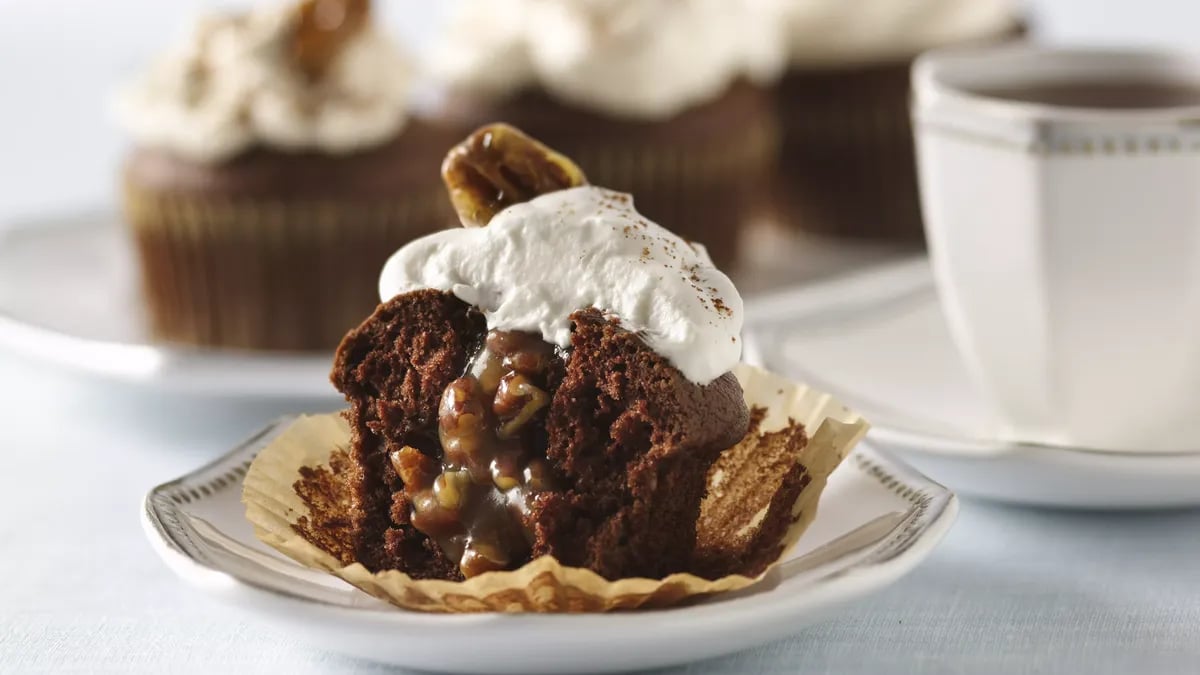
[389,330,563,578]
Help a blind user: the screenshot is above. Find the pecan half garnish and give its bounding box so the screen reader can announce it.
[441,123,588,228]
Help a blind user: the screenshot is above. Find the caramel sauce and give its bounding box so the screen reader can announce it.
[391,330,561,577]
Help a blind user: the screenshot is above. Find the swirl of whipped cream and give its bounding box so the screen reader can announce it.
[429,0,785,119]
[770,0,1016,64]
[378,186,743,384]
[116,3,411,162]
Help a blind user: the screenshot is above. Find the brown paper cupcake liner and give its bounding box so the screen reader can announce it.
[774,59,923,241]
[122,184,454,351]
[774,22,1028,242]
[243,363,869,613]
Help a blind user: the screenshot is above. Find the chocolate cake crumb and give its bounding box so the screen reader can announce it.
[692,408,811,579]
[534,308,749,580]
[294,449,357,565]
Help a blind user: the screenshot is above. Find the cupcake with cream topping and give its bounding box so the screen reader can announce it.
[242,124,869,612]
[421,0,786,269]
[116,0,459,351]
[768,0,1025,241]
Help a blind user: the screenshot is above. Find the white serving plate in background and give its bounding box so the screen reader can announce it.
[0,212,336,399]
[0,210,905,401]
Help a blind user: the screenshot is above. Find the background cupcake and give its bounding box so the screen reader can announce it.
[117,0,459,351]
[769,0,1025,242]
[422,0,786,270]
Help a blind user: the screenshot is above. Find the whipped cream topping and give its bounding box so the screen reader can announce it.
[773,0,1016,64]
[116,4,411,162]
[429,0,785,119]
[378,186,743,384]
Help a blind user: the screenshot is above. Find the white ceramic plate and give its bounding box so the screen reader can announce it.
[0,212,336,399]
[744,258,1200,509]
[142,417,957,674]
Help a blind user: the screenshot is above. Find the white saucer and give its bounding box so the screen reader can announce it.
[744,258,1200,509]
[143,417,956,674]
[0,212,335,399]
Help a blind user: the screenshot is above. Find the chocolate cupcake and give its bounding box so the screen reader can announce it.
[421,0,786,269]
[770,0,1024,241]
[242,124,869,613]
[116,0,459,351]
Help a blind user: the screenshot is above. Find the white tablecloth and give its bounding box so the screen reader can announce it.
[2,350,1199,675]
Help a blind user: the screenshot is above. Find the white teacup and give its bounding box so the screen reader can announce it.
[912,46,1200,452]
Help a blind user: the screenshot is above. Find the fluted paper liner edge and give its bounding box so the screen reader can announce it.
[243,363,869,613]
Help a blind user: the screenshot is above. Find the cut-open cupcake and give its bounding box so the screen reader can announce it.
[243,124,868,612]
